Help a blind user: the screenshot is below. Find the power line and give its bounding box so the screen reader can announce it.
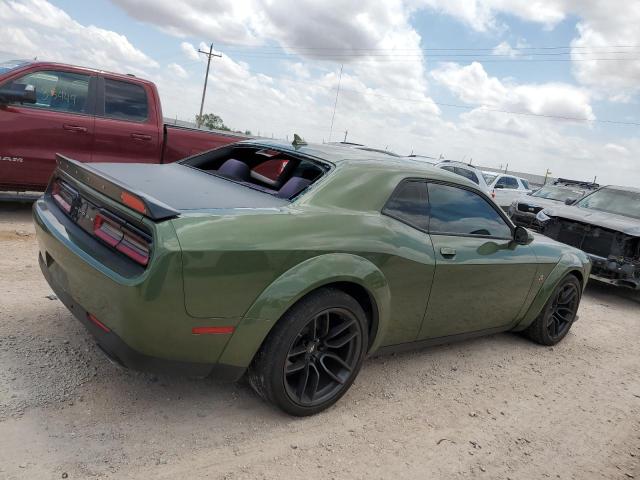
[270,76,640,127]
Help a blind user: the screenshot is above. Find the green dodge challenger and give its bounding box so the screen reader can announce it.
[34,138,591,415]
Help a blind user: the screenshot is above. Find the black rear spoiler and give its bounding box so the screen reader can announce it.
[55,154,180,221]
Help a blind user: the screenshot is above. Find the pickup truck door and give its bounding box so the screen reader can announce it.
[418,182,537,340]
[92,76,161,164]
[0,69,95,189]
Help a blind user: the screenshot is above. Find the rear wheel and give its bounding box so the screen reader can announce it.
[525,274,581,346]
[248,288,368,416]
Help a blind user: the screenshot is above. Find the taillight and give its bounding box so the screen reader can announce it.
[93,213,151,266]
[52,180,73,213]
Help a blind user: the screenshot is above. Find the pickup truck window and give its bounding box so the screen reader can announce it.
[0,60,30,74]
[496,176,519,189]
[104,79,148,122]
[7,70,90,114]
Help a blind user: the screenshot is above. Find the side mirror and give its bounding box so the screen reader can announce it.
[564,198,576,205]
[513,225,530,245]
[0,83,36,105]
[494,184,504,189]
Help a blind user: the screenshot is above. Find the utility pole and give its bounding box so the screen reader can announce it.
[328,64,344,142]
[197,43,221,128]
[343,129,348,142]
[544,168,552,184]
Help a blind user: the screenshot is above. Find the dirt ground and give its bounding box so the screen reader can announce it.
[0,201,638,480]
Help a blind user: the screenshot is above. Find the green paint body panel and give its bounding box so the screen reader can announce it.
[33,140,591,378]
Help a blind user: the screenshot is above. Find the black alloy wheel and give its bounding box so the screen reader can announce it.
[547,282,579,340]
[283,308,362,407]
[525,274,582,346]
[248,288,368,416]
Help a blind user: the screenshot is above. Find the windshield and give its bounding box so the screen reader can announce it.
[576,187,640,219]
[482,172,497,184]
[532,185,585,202]
[0,60,29,75]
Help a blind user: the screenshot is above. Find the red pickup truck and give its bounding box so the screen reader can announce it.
[0,60,246,192]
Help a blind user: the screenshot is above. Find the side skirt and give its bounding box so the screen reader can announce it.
[373,325,510,356]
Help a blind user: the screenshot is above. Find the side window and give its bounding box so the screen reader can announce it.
[382,180,429,231]
[104,79,148,121]
[428,183,512,238]
[440,165,455,173]
[454,167,479,185]
[6,70,90,114]
[496,176,519,189]
[520,179,530,190]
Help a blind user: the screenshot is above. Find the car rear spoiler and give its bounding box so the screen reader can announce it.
[55,154,180,221]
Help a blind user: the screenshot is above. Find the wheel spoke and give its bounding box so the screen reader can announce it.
[285,358,307,375]
[296,361,311,399]
[287,344,307,359]
[307,363,321,401]
[325,318,356,341]
[324,330,358,349]
[558,286,577,305]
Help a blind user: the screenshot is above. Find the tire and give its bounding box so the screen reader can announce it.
[525,274,582,346]
[248,288,368,416]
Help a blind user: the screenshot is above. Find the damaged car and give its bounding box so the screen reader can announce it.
[508,179,599,231]
[537,185,640,289]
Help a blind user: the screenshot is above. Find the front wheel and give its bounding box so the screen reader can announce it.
[525,274,582,346]
[248,288,368,416]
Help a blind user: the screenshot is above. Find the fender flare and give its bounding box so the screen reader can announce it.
[217,253,391,370]
[512,252,587,331]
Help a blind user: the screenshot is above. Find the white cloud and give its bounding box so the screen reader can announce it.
[0,0,157,75]
[414,0,640,97]
[167,62,188,78]
[1,0,638,186]
[180,41,200,61]
[492,41,519,58]
[432,61,595,121]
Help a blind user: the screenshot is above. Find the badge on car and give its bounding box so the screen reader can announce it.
[1,156,24,163]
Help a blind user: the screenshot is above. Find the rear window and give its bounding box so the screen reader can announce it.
[104,79,148,121]
[181,145,328,200]
[382,180,429,230]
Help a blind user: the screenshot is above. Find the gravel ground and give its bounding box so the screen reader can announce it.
[0,201,638,480]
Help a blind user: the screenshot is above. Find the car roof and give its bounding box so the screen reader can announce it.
[237,139,476,186]
[6,60,155,86]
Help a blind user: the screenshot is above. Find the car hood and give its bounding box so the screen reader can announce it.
[542,205,640,236]
[515,195,562,210]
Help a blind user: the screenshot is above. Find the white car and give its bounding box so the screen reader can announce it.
[482,172,533,209]
[436,161,491,193]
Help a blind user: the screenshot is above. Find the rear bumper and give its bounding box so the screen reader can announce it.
[39,253,218,376]
[33,197,246,381]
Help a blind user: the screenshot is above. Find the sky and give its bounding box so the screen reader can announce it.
[1,0,639,185]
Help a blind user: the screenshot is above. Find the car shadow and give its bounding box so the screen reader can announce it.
[584,280,640,306]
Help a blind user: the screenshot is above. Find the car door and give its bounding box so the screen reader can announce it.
[0,68,95,189]
[92,76,161,164]
[381,179,436,345]
[418,182,537,340]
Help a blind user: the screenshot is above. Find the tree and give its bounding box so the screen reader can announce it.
[196,113,230,131]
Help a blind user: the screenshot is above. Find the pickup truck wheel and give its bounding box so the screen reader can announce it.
[248,288,368,416]
[525,275,581,346]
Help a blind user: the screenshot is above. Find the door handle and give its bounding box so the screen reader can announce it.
[63,124,88,133]
[440,247,457,257]
[131,133,152,141]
